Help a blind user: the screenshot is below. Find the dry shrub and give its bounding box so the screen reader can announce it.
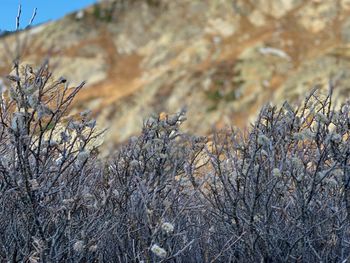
[1,58,350,262]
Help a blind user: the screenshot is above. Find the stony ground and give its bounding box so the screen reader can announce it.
[1,0,350,151]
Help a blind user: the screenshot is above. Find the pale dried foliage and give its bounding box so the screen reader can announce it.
[4,4,350,263]
[1,57,350,262]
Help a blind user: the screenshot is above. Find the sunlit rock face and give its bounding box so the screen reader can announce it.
[256,0,300,18]
[1,0,350,150]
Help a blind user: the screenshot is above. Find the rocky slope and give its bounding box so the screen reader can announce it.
[1,0,350,150]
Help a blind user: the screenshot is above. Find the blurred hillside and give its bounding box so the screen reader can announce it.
[1,0,350,150]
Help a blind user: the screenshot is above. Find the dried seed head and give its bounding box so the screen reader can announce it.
[62,198,75,205]
[77,150,90,163]
[37,104,52,119]
[9,87,19,101]
[29,179,40,190]
[80,110,91,118]
[68,121,83,131]
[129,160,139,169]
[89,245,98,252]
[48,139,58,147]
[292,132,304,141]
[291,157,304,171]
[272,168,281,177]
[24,84,37,95]
[12,112,26,132]
[151,244,167,258]
[73,240,84,252]
[330,132,342,143]
[257,134,270,147]
[60,131,70,143]
[86,119,96,128]
[302,129,314,140]
[161,222,174,234]
[28,95,39,108]
[316,113,329,124]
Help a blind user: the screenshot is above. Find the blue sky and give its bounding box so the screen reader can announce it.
[0,0,97,31]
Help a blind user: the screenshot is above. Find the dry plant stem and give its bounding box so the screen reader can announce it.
[1,14,350,260]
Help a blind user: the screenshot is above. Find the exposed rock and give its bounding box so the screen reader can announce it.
[33,18,99,51]
[297,1,338,33]
[274,54,350,105]
[258,47,291,61]
[51,56,108,87]
[248,10,267,27]
[205,18,236,37]
[1,0,350,151]
[256,0,300,19]
[341,0,350,10]
[341,17,350,43]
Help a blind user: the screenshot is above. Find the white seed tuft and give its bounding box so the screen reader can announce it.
[161,222,174,234]
[73,240,84,252]
[151,244,167,258]
[272,168,281,177]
